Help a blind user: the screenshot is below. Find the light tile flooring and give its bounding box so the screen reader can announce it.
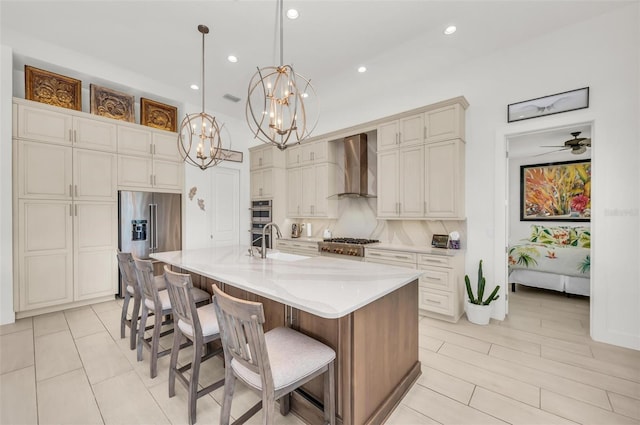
[1,285,639,424]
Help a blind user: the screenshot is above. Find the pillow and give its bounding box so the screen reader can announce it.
[529,225,590,248]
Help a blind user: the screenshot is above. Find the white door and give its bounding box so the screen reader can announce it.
[210,168,240,246]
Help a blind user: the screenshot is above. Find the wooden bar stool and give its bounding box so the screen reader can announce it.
[164,266,225,425]
[116,251,141,350]
[133,258,209,379]
[212,285,336,425]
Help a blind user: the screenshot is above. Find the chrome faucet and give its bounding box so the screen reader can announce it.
[261,222,282,259]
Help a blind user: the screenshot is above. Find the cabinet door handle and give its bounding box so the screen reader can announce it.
[150,175,153,185]
[74,204,78,217]
[69,129,73,142]
[426,299,441,305]
[69,184,73,197]
[153,144,156,155]
[74,185,78,197]
[74,130,77,143]
[150,144,153,155]
[69,204,73,217]
[424,126,427,139]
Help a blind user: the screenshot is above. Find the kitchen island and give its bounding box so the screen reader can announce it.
[152,246,422,425]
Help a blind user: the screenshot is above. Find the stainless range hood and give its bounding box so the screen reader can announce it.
[334,133,375,198]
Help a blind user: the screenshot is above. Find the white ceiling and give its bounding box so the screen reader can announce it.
[0,1,630,124]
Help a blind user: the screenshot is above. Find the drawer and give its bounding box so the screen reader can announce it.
[418,254,452,268]
[365,248,417,265]
[276,240,318,255]
[365,257,417,269]
[419,288,454,315]
[419,266,454,291]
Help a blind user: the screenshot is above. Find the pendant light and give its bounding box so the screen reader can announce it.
[246,0,318,151]
[178,24,225,170]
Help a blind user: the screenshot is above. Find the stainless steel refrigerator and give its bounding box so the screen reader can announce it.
[118,190,181,295]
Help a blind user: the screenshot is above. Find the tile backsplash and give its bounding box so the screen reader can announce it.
[282,197,467,248]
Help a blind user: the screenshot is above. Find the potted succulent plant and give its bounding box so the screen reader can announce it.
[464,260,500,325]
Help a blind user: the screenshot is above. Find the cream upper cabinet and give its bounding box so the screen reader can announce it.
[17,200,74,311]
[152,131,182,162]
[73,149,117,201]
[286,140,331,168]
[17,104,72,145]
[17,140,72,200]
[377,150,400,217]
[250,168,274,199]
[74,202,117,301]
[377,121,399,151]
[286,168,302,217]
[286,145,302,168]
[377,114,423,151]
[17,141,116,201]
[17,103,117,151]
[377,146,424,218]
[424,140,464,219]
[250,144,286,170]
[117,126,154,156]
[424,104,464,144]
[73,116,117,151]
[116,127,183,192]
[287,164,335,218]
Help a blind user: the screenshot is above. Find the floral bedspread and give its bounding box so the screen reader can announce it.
[508,243,590,278]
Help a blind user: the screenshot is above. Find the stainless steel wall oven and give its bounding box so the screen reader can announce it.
[250,200,272,248]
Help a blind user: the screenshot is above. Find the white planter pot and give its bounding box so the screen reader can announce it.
[465,301,492,325]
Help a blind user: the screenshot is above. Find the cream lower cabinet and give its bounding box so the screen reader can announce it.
[365,248,465,322]
[377,145,424,218]
[16,200,117,312]
[418,253,465,322]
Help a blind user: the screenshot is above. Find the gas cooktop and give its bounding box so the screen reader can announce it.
[318,238,380,257]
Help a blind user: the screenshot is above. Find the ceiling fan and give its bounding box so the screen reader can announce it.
[539,131,591,155]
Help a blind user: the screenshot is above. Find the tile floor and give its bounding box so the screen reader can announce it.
[1,285,639,425]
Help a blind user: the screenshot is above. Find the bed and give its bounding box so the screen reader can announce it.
[508,225,591,296]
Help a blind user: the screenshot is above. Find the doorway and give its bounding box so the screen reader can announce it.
[503,123,592,326]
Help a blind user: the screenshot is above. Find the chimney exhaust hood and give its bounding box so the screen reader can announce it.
[334,133,375,199]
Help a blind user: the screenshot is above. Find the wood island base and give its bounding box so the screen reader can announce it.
[182,269,421,425]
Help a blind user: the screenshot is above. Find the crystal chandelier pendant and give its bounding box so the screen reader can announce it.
[178,24,226,170]
[246,0,318,151]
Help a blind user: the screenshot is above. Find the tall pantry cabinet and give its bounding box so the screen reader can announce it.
[13,99,118,315]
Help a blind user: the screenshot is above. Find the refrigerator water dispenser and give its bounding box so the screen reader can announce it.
[131,219,147,241]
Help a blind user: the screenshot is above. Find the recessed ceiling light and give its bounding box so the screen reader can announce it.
[444,25,457,35]
[227,55,238,63]
[286,9,299,19]
[190,84,199,90]
[357,66,367,73]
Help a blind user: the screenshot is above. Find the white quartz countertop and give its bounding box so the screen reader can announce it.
[151,246,423,319]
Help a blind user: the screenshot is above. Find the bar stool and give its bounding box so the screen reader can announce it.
[164,266,225,425]
[211,285,336,425]
[133,258,209,379]
[116,251,141,350]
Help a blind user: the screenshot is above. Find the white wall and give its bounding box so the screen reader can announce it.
[317,5,640,349]
[0,45,14,324]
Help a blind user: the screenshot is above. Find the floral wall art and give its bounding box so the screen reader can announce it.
[520,159,591,222]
